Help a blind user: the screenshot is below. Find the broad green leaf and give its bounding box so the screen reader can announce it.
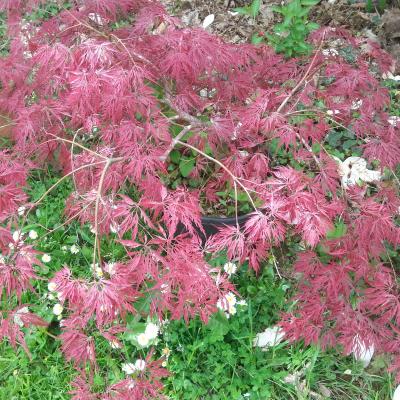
[170,149,181,164]
[250,0,261,18]
[326,221,347,239]
[179,157,196,177]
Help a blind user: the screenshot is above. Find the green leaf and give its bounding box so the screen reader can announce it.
[170,149,181,164]
[179,157,196,177]
[326,220,347,239]
[307,21,320,30]
[250,0,261,18]
[251,34,264,44]
[300,0,320,5]
[233,5,251,15]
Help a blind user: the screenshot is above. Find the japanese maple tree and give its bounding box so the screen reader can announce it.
[0,0,400,396]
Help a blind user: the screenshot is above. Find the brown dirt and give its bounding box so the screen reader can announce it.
[160,0,400,70]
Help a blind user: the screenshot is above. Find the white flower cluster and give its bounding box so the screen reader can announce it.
[388,116,400,127]
[217,292,247,318]
[253,326,285,350]
[48,282,64,318]
[136,322,160,347]
[122,359,146,375]
[333,156,381,188]
[223,262,237,276]
[322,48,339,57]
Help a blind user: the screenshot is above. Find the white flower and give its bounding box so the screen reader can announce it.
[13,307,29,327]
[53,303,64,316]
[42,254,51,263]
[122,363,136,375]
[17,206,26,216]
[327,109,340,116]
[12,230,23,242]
[70,245,79,254]
[202,14,215,29]
[334,156,381,188]
[351,99,362,110]
[48,282,57,292]
[48,293,55,300]
[382,71,400,81]
[322,48,338,57]
[388,116,400,127]
[144,322,159,340]
[237,299,247,306]
[137,333,150,347]
[162,347,171,357]
[0,254,5,264]
[88,12,105,26]
[343,369,352,375]
[61,245,68,251]
[223,262,237,275]
[352,335,374,367]
[110,224,120,234]
[253,326,285,349]
[106,262,115,275]
[109,340,121,349]
[393,384,400,400]
[95,266,104,278]
[29,230,38,240]
[134,359,146,371]
[217,292,237,316]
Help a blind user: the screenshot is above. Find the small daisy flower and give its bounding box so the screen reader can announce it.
[388,116,400,126]
[70,244,79,254]
[29,230,38,240]
[109,340,121,349]
[42,254,51,263]
[137,333,150,347]
[122,363,136,375]
[162,347,171,357]
[105,262,115,275]
[223,262,237,275]
[53,303,63,316]
[48,293,55,300]
[48,282,57,292]
[133,359,146,371]
[95,266,104,278]
[144,322,159,340]
[17,206,26,216]
[12,230,23,243]
[327,109,340,116]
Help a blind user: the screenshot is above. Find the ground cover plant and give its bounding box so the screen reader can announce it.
[0,0,400,398]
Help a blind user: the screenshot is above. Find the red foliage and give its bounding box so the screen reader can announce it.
[0,0,399,395]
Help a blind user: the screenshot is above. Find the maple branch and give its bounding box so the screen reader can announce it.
[276,36,325,114]
[45,131,108,160]
[24,161,107,221]
[92,158,112,272]
[37,200,95,242]
[160,124,192,162]
[176,140,258,212]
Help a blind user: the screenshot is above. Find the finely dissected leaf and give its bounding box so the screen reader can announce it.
[0,0,399,393]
